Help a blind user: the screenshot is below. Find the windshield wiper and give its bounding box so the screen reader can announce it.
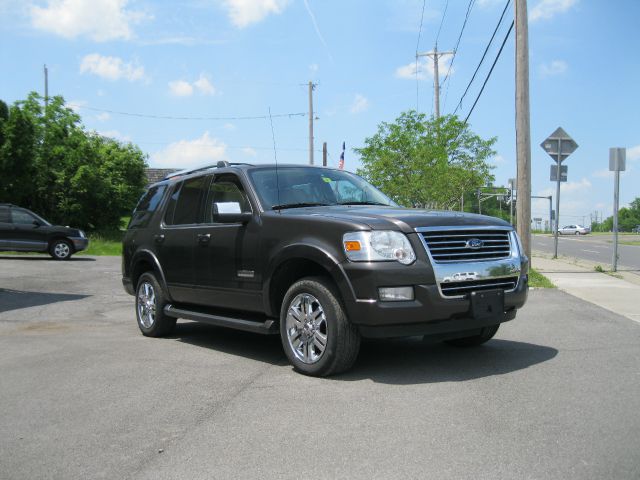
[272,202,332,210]
[337,201,390,206]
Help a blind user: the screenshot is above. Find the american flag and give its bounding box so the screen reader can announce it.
[338,141,345,170]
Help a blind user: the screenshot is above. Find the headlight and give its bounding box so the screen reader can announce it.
[343,231,416,265]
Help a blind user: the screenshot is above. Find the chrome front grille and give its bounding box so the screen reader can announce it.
[420,228,512,263]
[440,277,518,297]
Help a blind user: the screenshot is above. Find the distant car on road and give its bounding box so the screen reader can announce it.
[558,224,591,235]
[632,225,640,234]
[0,204,88,260]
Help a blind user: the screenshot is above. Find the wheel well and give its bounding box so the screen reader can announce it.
[269,258,333,318]
[132,259,155,289]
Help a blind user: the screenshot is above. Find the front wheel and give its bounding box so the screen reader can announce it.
[444,324,500,347]
[575,231,580,235]
[280,277,360,377]
[49,239,73,260]
[135,272,176,337]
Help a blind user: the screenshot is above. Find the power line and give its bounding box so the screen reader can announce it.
[435,0,449,45]
[454,0,511,115]
[463,20,514,124]
[66,103,307,121]
[415,0,428,112]
[440,0,475,93]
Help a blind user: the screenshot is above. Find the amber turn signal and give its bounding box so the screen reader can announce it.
[344,241,361,252]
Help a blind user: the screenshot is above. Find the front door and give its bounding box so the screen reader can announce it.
[11,208,48,252]
[192,173,262,312]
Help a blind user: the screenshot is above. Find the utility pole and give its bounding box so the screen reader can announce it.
[44,64,49,109]
[322,142,327,167]
[515,0,531,260]
[417,45,453,119]
[308,81,316,165]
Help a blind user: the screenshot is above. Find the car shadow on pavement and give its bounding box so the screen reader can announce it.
[169,322,289,366]
[168,322,557,383]
[0,255,96,261]
[335,338,558,385]
[0,289,90,314]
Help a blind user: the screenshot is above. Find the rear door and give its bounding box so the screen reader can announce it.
[11,208,48,252]
[0,206,14,250]
[157,176,208,304]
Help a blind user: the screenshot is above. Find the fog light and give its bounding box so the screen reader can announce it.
[378,286,414,302]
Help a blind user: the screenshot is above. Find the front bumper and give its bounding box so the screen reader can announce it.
[70,237,89,252]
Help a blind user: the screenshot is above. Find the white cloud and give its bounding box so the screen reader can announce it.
[223,123,236,131]
[628,145,640,161]
[193,74,216,95]
[349,94,370,114]
[540,177,591,197]
[98,130,131,142]
[491,155,507,165]
[66,99,87,113]
[96,112,111,121]
[395,55,454,80]
[592,169,613,179]
[30,0,148,41]
[220,0,290,28]
[241,147,257,157]
[151,132,227,169]
[80,53,145,82]
[530,0,578,22]
[540,60,568,77]
[168,80,194,97]
[169,74,216,97]
[477,0,503,7]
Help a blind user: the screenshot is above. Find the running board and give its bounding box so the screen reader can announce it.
[164,305,278,335]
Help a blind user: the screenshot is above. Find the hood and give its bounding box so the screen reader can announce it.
[278,205,511,233]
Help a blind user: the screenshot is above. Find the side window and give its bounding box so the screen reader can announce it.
[129,185,167,229]
[0,206,9,223]
[166,176,207,225]
[12,209,36,225]
[205,175,251,223]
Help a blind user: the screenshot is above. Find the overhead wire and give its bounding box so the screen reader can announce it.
[435,0,449,45]
[463,20,514,124]
[454,0,511,115]
[415,0,428,112]
[66,103,307,121]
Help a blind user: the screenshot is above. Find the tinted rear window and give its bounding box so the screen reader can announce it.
[128,185,167,229]
[0,206,9,223]
[165,176,208,225]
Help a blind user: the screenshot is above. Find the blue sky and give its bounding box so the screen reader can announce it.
[1,0,639,225]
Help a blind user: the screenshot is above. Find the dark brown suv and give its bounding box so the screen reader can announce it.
[122,163,528,376]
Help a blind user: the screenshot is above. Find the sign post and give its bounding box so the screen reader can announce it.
[541,127,578,258]
[609,148,626,272]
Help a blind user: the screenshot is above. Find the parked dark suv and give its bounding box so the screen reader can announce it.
[122,162,528,376]
[0,204,88,260]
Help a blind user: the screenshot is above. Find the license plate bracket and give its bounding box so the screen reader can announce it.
[470,289,504,320]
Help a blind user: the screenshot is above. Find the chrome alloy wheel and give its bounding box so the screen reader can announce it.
[137,282,156,328]
[285,293,328,364]
[54,242,70,259]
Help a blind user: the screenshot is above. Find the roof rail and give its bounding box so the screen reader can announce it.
[163,162,254,180]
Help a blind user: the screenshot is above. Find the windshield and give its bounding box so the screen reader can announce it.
[248,167,397,210]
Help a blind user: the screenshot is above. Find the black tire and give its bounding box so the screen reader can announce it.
[135,272,176,337]
[575,231,580,235]
[444,324,500,348]
[280,277,360,377]
[49,239,74,260]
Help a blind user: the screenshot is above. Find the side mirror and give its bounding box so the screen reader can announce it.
[212,202,251,224]
[32,220,42,227]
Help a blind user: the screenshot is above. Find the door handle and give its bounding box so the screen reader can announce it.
[197,233,211,244]
[154,234,165,244]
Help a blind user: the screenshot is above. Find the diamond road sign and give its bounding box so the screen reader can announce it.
[541,127,578,163]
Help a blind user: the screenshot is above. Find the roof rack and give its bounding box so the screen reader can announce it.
[163,161,254,180]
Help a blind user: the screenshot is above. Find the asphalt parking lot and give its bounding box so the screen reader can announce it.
[1,256,639,480]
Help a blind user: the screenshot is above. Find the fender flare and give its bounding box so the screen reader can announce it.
[130,249,173,301]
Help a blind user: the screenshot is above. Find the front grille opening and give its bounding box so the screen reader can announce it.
[422,229,512,262]
[440,277,518,297]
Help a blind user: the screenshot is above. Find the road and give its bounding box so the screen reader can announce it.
[1,256,640,479]
[532,233,640,272]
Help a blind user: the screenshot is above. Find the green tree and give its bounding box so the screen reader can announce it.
[0,92,147,231]
[599,197,640,232]
[356,111,496,209]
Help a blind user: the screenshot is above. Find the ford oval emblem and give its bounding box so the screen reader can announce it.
[466,238,483,249]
